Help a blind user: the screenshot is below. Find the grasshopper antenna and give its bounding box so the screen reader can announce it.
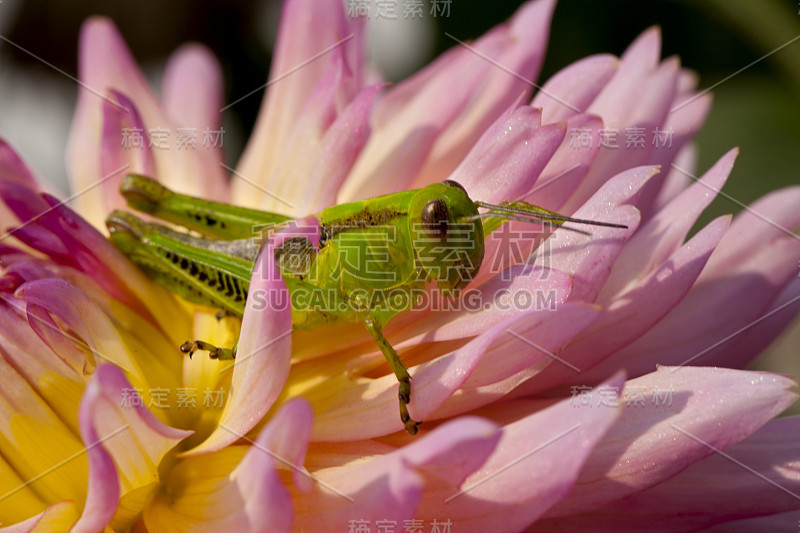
[472,201,628,230]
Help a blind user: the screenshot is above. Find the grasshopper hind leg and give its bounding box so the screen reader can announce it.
[365,316,421,435]
[180,340,236,360]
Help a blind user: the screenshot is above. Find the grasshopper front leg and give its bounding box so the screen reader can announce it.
[365,315,420,435]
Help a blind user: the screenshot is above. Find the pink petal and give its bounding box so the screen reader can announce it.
[0,292,88,389]
[15,278,182,390]
[412,0,557,188]
[234,0,363,205]
[531,54,619,123]
[451,105,566,203]
[294,417,502,530]
[67,17,162,227]
[183,220,303,455]
[430,301,599,418]
[144,399,313,533]
[702,185,800,281]
[414,373,623,532]
[636,91,713,219]
[609,232,800,376]
[649,143,695,213]
[531,165,655,302]
[234,398,314,530]
[541,366,798,519]
[68,18,230,227]
[162,44,224,143]
[552,28,676,215]
[526,113,603,211]
[301,84,382,213]
[339,0,556,201]
[704,275,800,370]
[569,215,729,384]
[72,365,191,533]
[390,265,572,346]
[602,148,737,299]
[1,184,191,340]
[100,91,156,213]
[544,415,800,532]
[0,139,37,187]
[311,299,596,440]
[254,48,363,214]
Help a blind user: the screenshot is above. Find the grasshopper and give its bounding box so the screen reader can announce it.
[106,175,626,434]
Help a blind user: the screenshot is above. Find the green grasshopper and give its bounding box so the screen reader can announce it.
[106,175,626,434]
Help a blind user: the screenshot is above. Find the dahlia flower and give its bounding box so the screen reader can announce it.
[1,0,799,531]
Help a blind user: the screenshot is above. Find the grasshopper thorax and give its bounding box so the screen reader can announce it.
[408,180,484,291]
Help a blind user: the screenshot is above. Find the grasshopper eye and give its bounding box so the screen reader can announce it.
[421,198,449,239]
[442,179,468,195]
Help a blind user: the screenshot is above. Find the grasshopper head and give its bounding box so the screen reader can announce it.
[409,180,484,291]
[119,174,171,214]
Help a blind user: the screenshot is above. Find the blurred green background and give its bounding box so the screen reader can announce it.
[0,0,797,383]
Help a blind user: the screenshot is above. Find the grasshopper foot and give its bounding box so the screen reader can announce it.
[180,340,236,360]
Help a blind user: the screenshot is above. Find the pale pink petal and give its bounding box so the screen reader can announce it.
[412,373,623,532]
[649,143,695,213]
[530,165,656,302]
[531,54,619,123]
[587,27,662,124]
[602,148,737,298]
[310,300,596,440]
[339,55,495,200]
[300,84,382,213]
[412,0,557,188]
[146,399,313,533]
[100,91,156,213]
[72,365,191,533]
[15,278,182,390]
[565,45,679,212]
[539,415,800,532]
[389,265,572,347]
[234,398,314,529]
[0,301,85,424]
[430,302,599,419]
[636,92,713,219]
[608,234,800,376]
[339,0,555,201]
[541,366,798,519]
[161,43,229,201]
[341,264,570,378]
[450,105,566,203]
[295,417,502,530]
[68,18,229,227]
[566,216,729,385]
[67,17,162,227]
[162,44,224,140]
[234,0,363,205]
[183,220,305,454]
[706,275,800,370]
[525,113,603,211]
[256,48,362,214]
[702,185,800,280]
